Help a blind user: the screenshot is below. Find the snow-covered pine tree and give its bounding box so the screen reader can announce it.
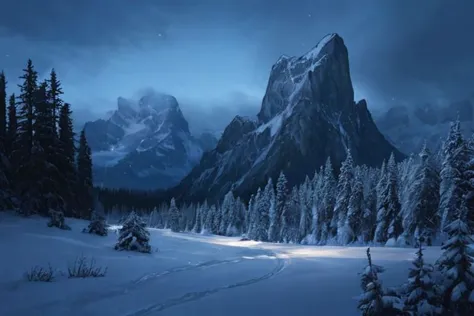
[168,198,182,233]
[199,200,210,233]
[47,209,71,230]
[333,149,354,243]
[361,167,378,243]
[342,166,364,244]
[399,155,417,231]
[83,207,108,236]
[375,154,402,245]
[319,157,336,243]
[436,204,474,315]
[192,202,202,233]
[269,172,287,242]
[233,197,246,235]
[280,187,300,243]
[311,167,324,242]
[403,237,442,315]
[206,204,217,234]
[246,194,255,237]
[439,120,466,234]
[225,193,240,236]
[254,183,272,241]
[212,205,221,235]
[357,248,403,315]
[114,211,151,253]
[298,177,311,242]
[219,191,233,235]
[405,144,440,245]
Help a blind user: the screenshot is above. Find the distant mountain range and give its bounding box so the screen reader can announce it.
[373,98,474,154]
[84,91,217,190]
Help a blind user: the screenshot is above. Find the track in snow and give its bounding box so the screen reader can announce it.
[125,252,291,316]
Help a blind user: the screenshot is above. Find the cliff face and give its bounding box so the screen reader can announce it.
[168,34,404,203]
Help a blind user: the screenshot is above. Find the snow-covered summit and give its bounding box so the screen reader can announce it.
[84,90,217,190]
[258,33,351,124]
[168,33,403,203]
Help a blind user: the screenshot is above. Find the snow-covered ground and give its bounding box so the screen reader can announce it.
[0,213,441,316]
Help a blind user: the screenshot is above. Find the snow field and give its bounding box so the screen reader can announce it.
[0,213,441,316]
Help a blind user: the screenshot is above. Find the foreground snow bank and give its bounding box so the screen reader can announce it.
[0,213,441,316]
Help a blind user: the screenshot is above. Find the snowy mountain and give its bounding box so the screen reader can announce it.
[84,91,217,190]
[168,33,404,203]
[374,98,474,154]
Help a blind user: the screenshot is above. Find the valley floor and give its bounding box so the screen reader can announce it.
[0,213,441,316]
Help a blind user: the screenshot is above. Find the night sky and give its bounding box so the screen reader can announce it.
[1,0,473,132]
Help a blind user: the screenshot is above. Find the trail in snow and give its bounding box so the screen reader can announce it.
[126,252,291,316]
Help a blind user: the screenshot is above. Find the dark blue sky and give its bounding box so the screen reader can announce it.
[1,0,473,131]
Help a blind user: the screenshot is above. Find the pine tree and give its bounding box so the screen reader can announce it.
[114,211,151,253]
[47,69,63,134]
[280,187,300,243]
[406,144,440,244]
[439,121,466,233]
[57,103,77,216]
[319,158,336,243]
[246,194,256,238]
[343,167,365,244]
[13,60,38,213]
[269,171,287,242]
[436,205,474,315]
[254,186,270,241]
[0,71,6,142]
[298,176,312,242]
[219,191,235,235]
[33,81,64,214]
[334,149,354,243]
[192,203,202,233]
[375,154,402,244]
[403,237,442,315]
[168,198,181,232]
[6,94,16,156]
[77,129,93,219]
[83,207,108,236]
[357,248,403,315]
[361,168,378,243]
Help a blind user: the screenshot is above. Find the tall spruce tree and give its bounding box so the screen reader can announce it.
[77,129,93,219]
[47,69,63,134]
[374,154,402,244]
[6,94,16,156]
[32,81,64,215]
[406,144,440,244]
[334,149,354,243]
[269,171,287,242]
[58,103,78,217]
[403,237,442,315]
[439,120,465,233]
[14,60,38,213]
[436,205,474,315]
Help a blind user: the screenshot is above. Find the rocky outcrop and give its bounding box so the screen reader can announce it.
[167,33,404,203]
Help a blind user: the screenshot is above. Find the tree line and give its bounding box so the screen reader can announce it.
[0,60,93,219]
[115,120,474,248]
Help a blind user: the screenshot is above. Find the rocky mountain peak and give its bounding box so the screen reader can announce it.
[167,33,403,203]
[257,33,352,124]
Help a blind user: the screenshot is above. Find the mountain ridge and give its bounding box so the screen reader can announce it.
[84,91,217,190]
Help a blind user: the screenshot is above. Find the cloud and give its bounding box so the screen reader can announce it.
[1,0,474,133]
